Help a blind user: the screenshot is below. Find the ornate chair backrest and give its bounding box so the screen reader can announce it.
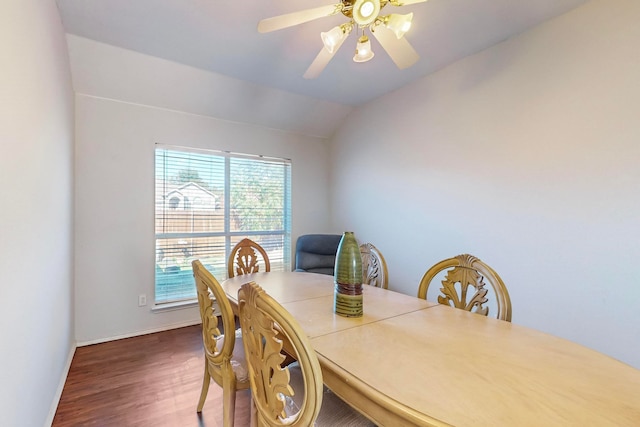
[359,243,389,289]
[238,281,323,427]
[193,260,237,379]
[228,238,271,278]
[417,254,512,322]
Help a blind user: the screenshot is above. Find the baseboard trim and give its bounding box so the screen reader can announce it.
[76,319,202,347]
[45,341,77,426]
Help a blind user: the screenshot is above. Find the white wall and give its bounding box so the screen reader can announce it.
[66,35,352,139]
[0,1,75,425]
[71,39,333,343]
[330,0,640,368]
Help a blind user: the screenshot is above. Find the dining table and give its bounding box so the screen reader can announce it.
[222,271,640,427]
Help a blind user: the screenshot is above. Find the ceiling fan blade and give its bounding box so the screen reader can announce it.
[389,0,428,5]
[303,34,348,79]
[258,4,341,33]
[371,24,419,69]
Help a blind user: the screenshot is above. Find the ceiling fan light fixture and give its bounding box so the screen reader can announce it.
[385,12,413,39]
[353,35,375,62]
[258,0,425,78]
[321,25,347,53]
[352,0,381,26]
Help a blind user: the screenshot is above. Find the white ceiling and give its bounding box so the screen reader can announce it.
[55,0,589,107]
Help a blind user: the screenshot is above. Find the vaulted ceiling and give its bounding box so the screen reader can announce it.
[56,0,589,107]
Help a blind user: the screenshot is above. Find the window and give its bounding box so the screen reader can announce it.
[154,146,291,305]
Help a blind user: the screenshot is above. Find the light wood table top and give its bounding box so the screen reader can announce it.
[223,271,435,338]
[223,271,640,426]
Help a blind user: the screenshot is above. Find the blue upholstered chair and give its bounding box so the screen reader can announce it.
[294,234,342,275]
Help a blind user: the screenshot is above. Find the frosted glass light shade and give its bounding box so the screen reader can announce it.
[353,36,374,63]
[386,13,413,39]
[321,26,346,53]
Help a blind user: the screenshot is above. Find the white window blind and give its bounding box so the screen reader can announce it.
[154,146,291,305]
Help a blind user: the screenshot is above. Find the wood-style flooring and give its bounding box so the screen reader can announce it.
[52,325,252,427]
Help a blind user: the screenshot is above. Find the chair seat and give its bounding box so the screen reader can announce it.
[215,329,249,382]
[286,363,375,426]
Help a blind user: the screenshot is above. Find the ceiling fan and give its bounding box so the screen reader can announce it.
[258,0,427,79]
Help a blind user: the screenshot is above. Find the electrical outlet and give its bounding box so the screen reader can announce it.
[138,294,147,307]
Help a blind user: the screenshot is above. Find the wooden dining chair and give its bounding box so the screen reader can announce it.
[192,260,251,427]
[359,242,389,289]
[237,281,375,427]
[227,238,271,278]
[417,254,512,322]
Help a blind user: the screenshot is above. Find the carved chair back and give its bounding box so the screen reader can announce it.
[359,243,389,289]
[238,281,323,427]
[417,254,512,322]
[228,238,271,278]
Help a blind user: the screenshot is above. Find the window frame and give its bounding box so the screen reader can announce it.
[153,144,292,307]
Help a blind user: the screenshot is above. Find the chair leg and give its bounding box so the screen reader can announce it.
[250,395,258,427]
[197,362,211,412]
[222,375,237,427]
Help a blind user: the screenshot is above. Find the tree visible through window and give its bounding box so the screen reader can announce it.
[154,146,291,305]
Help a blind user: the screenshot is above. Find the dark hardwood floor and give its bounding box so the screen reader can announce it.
[53,325,252,427]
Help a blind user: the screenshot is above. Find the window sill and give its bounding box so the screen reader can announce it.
[151,299,198,313]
